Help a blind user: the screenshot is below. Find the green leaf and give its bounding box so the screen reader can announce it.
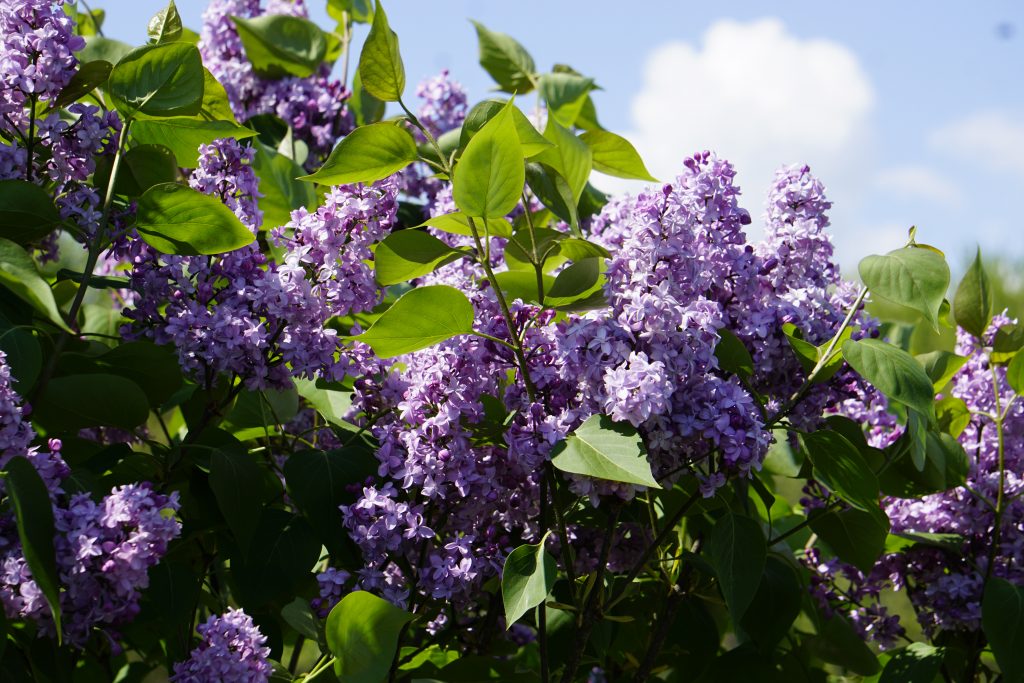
[32,373,150,431]
[328,0,374,24]
[231,14,327,79]
[420,212,512,239]
[953,248,992,339]
[801,430,879,511]
[471,21,536,94]
[983,578,1024,682]
[842,339,936,419]
[374,230,465,286]
[1008,350,1024,395]
[740,556,802,650]
[284,447,378,561]
[209,448,266,553]
[115,144,179,196]
[936,396,971,438]
[53,59,112,108]
[453,101,523,219]
[147,0,183,44]
[808,614,880,676]
[810,507,889,573]
[0,180,62,244]
[0,238,66,329]
[252,141,316,230]
[301,122,417,185]
[494,270,553,305]
[77,36,133,65]
[880,430,969,498]
[550,414,660,488]
[524,162,579,233]
[707,512,767,621]
[326,591,414,683]
[2,457,62,641]
[108,42,204,117]
[916,350,968,391]
[992,322,1024,364]
[546,257,606,310]
[502,534,556,627]
[0,327,41,392]
[357,0,404,101]
[535,119,592,202]
[538,72,595,127]
[349,69,385,126]
[879,642,946,683]
[136,182,255,255]
[282,597,320,642]
[353,285,474,357]
[132,118,257,168]
[459,99,552,158]
[199,67,238,122]
[580,130,657,181]
[716,329,754,378]
[859,247,950,332]
[97,340,183,408]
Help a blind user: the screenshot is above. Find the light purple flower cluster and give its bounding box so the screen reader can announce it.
[123,138,399,388]
[171,608,272,683]
[401,70,469,209]
[199,0,352,165]
[0,352,181,646]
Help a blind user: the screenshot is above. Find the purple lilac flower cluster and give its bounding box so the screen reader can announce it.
[123,138,399,389]
[0,352,181,646]
[401,70,469,209]
[171,608,272,683]
[0,1,119,248]
[199,0,352,166]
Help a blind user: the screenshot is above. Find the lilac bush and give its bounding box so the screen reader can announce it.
[0,0,1019,681]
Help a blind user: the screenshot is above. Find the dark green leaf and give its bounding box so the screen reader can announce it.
[210,448,266,553]
[546,257,606,310]
[116,144,179,195]
[859,247,950,331]
[282,597,320,642]
[992,323,1024,364]
[0,239,66,328]
[880,430,969,498]
[419,212,512,238]
[801,430,879,511]
[284,448,378,561]
[580,130,657,181]
[32,373,149,431]
[538,72,595,127]
[53,60,112,108]
[108,42,205,117]
[808,614,880,675]
[708,512,766,621]
[982,578,1024,682]
[98,340,183,407]
[301,122,417,185]
[471,21,536,94]
[2,457,62,640]
[524,162,579,232]
[132,118,257,168]
[374,230,465,285]
[349,69,385,126]
[0,180,62,244]
[740,556,802,649]
[0,327,41,392]
[199,67,237,122]
[809,507,889,573]
[879,642,946,683]
[1007,349,1024,395]
[494,270,553,305]
[716,329,754,378]
[502,535,556,626]
[953,248,992,339]
[551,414,659,488]
[77,36,133,65]
[328,0,374,24]
[326,591,414,683]
[136,182,254,255]
[233,509,320,608]
[842,338,936,419]
[231,14,327,79]
[453,101,523,219]
[535,119,592,201]
[357,0,404,101]
[935,396,971,438]
[147,0,183,44]
[353,285,474,357]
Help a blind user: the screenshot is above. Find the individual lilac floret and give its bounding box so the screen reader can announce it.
[171,608,272,683]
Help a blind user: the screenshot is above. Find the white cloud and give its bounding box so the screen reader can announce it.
[611,18,876,239]
[873,165,962,207]
[929,110,1024,174]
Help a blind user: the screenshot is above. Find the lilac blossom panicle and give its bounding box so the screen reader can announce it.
[401,70,469,208]
[171,608,272,683]
[122,137,399,389]
[0,352,181,646]
[199,0,352,166]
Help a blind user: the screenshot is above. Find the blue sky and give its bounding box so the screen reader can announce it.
[101,1,1024,275]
